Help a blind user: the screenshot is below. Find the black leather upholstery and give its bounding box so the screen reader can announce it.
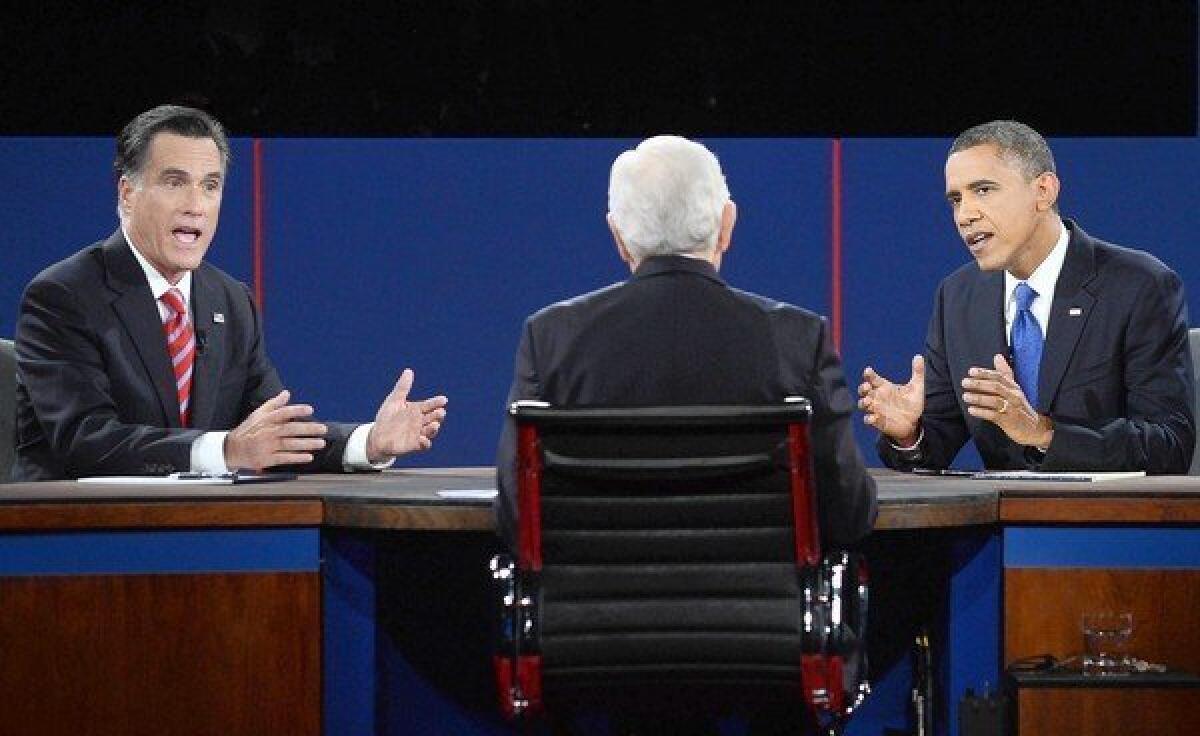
[0,339,15,482]
[493,401,868,731]
[1191,329,1200,475]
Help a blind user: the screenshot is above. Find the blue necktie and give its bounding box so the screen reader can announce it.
[1012,282,1044,408]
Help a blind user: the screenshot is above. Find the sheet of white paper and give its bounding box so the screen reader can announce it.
[435,489,498,500]
[77,475,234,485]
[972,470,1146,482]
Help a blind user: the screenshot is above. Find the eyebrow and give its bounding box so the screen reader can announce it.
[945,178,1000,199]
[157,168,224,181]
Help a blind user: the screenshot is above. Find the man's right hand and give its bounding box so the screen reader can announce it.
[858,355,926,446]
[224,390,328,471]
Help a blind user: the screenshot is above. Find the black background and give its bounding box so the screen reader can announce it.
[2,1,1195,136]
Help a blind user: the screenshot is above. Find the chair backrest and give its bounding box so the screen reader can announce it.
[1190,329,1200,475]
[0,338,15,483]
[493,400,869,730]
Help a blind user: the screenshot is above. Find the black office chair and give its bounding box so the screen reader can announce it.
[0,338,15,483]
[1190,328,1200,475]
[491,400,870,735]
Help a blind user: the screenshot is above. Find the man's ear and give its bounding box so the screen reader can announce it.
[117,175,135,218]
[715,200,737,256]
[608,213,637,271]
[1034,172,1060,212]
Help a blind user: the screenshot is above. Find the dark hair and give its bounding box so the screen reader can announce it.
[949,120,1056,181]
[114,105,231,181]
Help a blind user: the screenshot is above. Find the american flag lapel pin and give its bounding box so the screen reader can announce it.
[213,313,225,323]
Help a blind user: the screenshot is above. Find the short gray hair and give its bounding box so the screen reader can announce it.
[116,105,231,183]
[607,136,730,260]
[949,120,1056,180]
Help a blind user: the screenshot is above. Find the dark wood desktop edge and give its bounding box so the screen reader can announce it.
[0,468,993,533]
[997,475,1200,524]
[0,468,1196,532]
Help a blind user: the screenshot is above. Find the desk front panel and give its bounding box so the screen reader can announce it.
[1004,523,1200,736]
[0,529,320,736]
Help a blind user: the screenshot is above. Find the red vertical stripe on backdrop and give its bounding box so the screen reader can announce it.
[252,138,266,319]
[830,138,843,354]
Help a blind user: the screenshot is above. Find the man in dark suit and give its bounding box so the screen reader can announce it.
[13,105,447,480]
[496,135,877,553]
[860,120,1194,473]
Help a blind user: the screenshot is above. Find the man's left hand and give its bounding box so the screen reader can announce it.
[365,369,449,464]
[961,354,1053,448]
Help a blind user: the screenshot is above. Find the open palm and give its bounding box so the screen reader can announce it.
[859,355,925,443]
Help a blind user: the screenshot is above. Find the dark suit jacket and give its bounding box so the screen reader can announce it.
[879,219,1195,473]
[496,255,878,548]
[13,231,354,480]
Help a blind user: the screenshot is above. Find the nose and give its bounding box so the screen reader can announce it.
[957,200,981,228]
[180,184,205,216]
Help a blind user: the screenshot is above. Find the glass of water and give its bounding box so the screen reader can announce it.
[1082,611,1133,675]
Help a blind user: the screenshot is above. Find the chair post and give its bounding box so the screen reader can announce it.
[504,419,545,718]
[788,421,820,567]
[516,423,543,571]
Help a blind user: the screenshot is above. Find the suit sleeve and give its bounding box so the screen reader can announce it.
[1041,268,1195,473]
[877,279,971,470]
[16,276,201,475]
[807,319,878,547]
[494,318,542,551]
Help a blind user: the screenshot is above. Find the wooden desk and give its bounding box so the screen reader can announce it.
[996,478,1200,736]
[0,467,1002,532]
[0,469,1195,736]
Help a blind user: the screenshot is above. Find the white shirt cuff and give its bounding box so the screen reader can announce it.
[191,431,231,474]
[191,426,392,474]
[888,425,925,452]
[344,422,394,471]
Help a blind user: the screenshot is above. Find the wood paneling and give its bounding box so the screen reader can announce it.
[0,572,320,736]
[0,500,323,530]
[1001,497,1200,523]
[1016,688,1200,735]
[1005,568,1200,672]
[875,500,995,529]
[324,500,495,530]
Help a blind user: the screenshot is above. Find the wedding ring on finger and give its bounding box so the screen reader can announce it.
[997,398,1010,414]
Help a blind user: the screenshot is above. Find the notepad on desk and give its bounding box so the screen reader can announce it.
[435,489,498,501]
[78,471,297,485]
[971,470,1146,482]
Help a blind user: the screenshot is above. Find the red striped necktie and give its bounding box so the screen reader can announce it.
[160,288,195,427]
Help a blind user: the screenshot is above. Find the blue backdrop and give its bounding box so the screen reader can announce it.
[3,137,1197,467]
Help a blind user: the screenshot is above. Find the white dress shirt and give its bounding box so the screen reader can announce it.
[1004,222,1070,347]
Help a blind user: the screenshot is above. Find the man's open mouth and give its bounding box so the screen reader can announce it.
[965,231,993,253]
[172,226,203,244]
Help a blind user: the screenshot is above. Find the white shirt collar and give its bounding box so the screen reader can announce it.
[1003,220,1069,339]
[121,224,192,308]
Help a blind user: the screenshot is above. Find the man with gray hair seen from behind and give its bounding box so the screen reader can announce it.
[861,120,1193,473]
[498,134,876,550]
[495,137,877,732]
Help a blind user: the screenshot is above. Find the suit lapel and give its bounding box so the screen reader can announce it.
[102,232,180,427]
[1038,221,1098,412]
[189,269,226,429]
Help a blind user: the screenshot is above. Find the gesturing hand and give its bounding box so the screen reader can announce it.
[961,354,1053,448]
[365,369,449,464]
[224,390,328,471]
[859,355,926,445]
